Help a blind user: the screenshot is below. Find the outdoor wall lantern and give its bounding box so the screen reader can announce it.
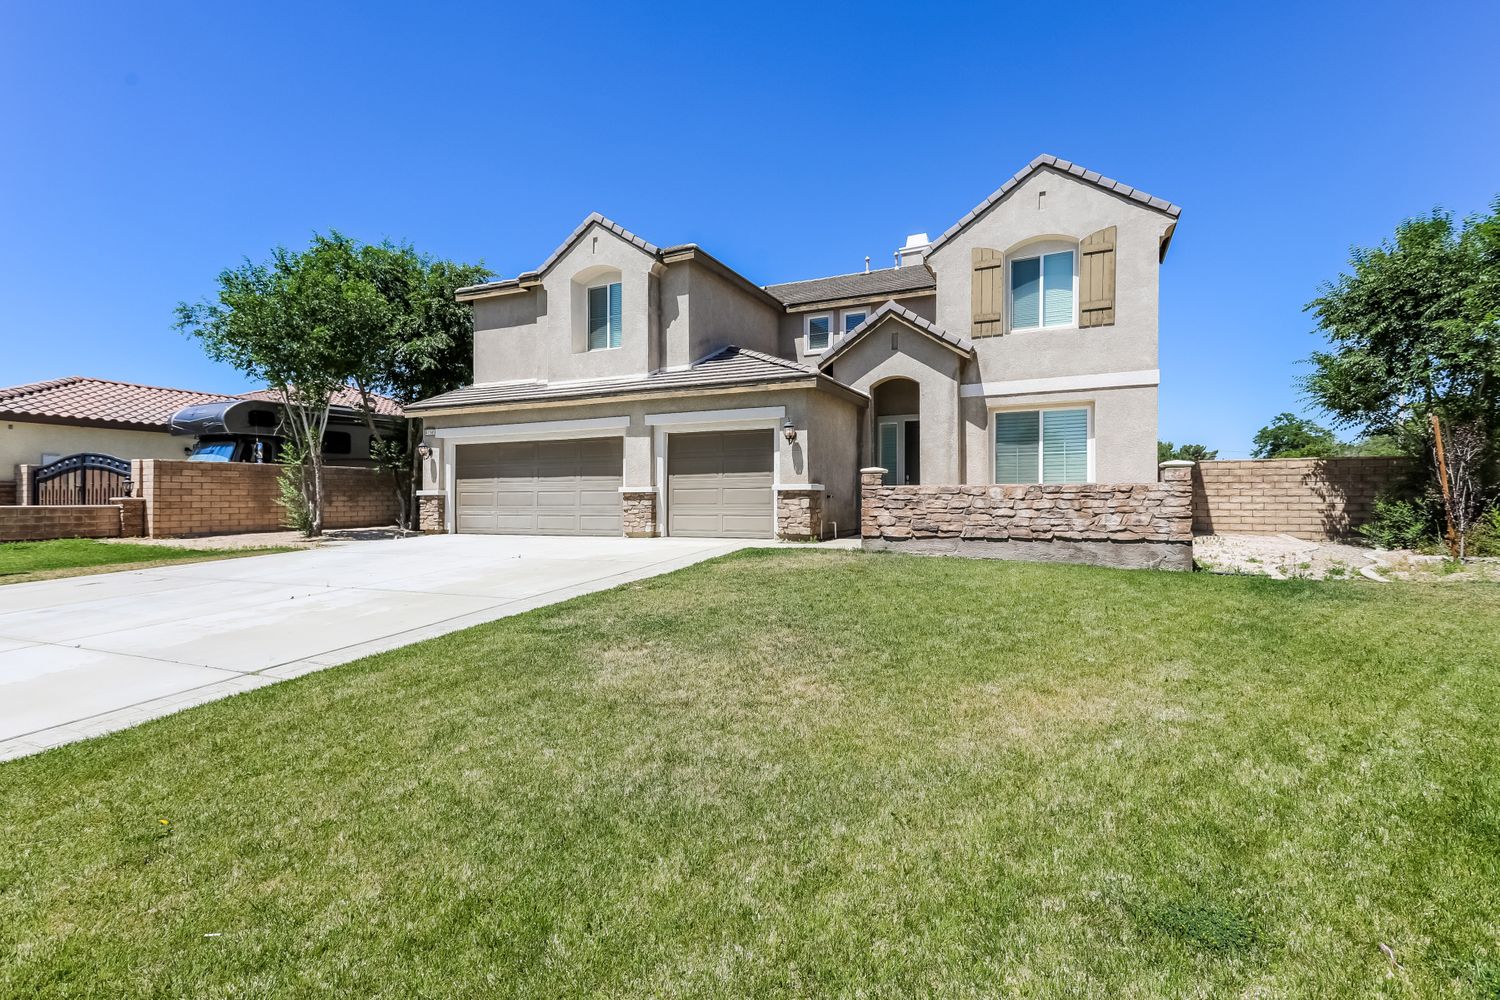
[416,442,433,461]
[783,420,797,443]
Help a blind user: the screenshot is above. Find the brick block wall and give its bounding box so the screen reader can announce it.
[1192,456,1418,539]
[0,480,14,506]
[860,466,1194,570]
[0,505,121,542]
[136,460,401,538]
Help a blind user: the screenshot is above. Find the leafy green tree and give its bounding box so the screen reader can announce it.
[177,233,489,533]
[1303,202,1499,451]
[1250,413,1340,458]
[1158,441,1218,463]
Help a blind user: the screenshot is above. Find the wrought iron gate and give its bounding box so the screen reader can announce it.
[31,453,132,505]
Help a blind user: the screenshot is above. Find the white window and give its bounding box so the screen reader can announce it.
[1010,249,1076,331]
[993,407,1091,483]
[804,313,832,352]
[587,281,622,350]
[840,308,869,335]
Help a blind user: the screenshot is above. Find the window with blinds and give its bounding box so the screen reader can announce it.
[587,282,623,350]
[1010,250,1075,331]
[994,408,1090,483]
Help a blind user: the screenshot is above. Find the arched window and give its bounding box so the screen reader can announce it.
[1008,239,1078,332]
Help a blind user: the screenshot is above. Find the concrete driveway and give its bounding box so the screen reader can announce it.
[0,534,750,760]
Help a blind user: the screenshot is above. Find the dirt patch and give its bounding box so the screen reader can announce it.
[1194,533,1500,583]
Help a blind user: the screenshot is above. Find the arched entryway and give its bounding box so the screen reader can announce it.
[872,377,920,485]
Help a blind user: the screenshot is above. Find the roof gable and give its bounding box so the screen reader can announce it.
[456,213,661,299]
[926,155,1181,259]
[817,301,973,369]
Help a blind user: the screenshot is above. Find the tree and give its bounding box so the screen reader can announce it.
[1158,441,1218,463]
[1250,413,1340,458]
[1303,201,1500,460]
[177,234,490,534]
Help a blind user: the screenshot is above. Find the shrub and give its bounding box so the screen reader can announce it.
[1358,495,1436,550]
[275,440,315,536]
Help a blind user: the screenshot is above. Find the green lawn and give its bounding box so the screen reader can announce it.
[2,551,1498,998]
[0,537,297,584]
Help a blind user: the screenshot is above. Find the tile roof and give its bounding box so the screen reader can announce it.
[0,376,235,430]
[408,346,846,411]
[817,301,973,368]
[763,266,936,307]
[237,386,404,416]
[456,212,662,297]
[926,155,1181,257]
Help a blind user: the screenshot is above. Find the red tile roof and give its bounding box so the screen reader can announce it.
[237,386,404,416]
[0,377,235,430]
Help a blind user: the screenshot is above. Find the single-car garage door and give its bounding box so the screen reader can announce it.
[455,438,622,535]
[667,430,774,538]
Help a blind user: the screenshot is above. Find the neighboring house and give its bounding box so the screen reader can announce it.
[0,377,232,503]
[409,155,1180,540]
[0,377,406,503]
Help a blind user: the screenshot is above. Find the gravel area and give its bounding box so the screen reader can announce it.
[1195,533,1500,583]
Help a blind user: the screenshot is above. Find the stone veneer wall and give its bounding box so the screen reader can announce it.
[417,492,446,534]
[621,490,658,538]
[0,504,124,542]
[133,459,401,538]
[1192,456,1418,540]
[860,465,1194,570]
[776,487,824,542]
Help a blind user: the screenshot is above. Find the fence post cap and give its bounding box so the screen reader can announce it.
[859,467,888,475]
[1158,460,1196,468]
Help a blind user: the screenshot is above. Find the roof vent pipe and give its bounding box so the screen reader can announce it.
[864,255,870,274]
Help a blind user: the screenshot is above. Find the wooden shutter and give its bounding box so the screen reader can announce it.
[1079,227,1116,327]
[971,247,1005,337]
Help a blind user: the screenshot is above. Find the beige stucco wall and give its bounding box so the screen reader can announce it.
[780,291,936,365]
[821,315,967,483]
[960,384,1157,484]
[2,421,189,483]
[418,384,865,533]
[471,223,782,385]
[926,165,1172,381]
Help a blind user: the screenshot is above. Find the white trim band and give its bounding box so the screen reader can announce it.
[430,415,630,441]
[959,369,1159,399]
[645,405,785,425]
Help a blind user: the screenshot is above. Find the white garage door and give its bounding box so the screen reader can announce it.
[667,430,774,538]
[455,438,622,536]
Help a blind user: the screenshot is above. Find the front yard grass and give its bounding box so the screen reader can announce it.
[0,538,297,584]
[2,550,1498,997]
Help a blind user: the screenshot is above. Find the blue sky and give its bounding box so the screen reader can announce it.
[2,1,1496,457]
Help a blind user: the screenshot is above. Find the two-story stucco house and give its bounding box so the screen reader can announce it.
[409,155,1180,541]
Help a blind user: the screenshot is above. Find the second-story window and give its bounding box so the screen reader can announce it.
[805,314,832,352]
[587,281,623,350]
[840,308,868,335]
[1010,249,1075,330]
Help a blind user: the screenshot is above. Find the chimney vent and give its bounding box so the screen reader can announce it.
[897,232,930,268]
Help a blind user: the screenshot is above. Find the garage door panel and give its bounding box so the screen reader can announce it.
[667,430,774,539]
[456,437,622,536]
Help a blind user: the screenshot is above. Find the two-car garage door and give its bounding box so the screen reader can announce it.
[453,429,774,538]
[455,438,622,535]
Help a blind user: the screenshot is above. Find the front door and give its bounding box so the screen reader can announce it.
[877,416,920,485]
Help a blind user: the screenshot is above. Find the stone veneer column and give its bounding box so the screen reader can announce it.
[859,467,887,539]
[776,486,824,541]
[1158,459,1195,485]
[416,491,447,534]
[621,490,658,537]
